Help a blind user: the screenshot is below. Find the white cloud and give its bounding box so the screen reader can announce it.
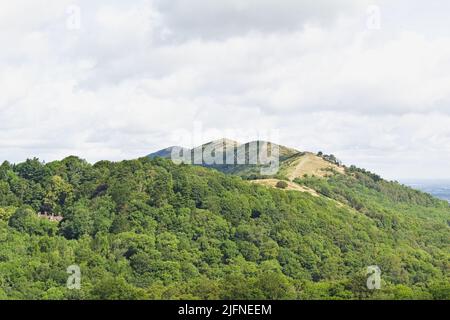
[1,0,450,179]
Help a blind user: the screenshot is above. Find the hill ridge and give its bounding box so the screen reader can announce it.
[148,138,343,180]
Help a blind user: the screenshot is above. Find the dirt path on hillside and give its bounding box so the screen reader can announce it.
[286,153,345,181]
[250,179,319,197]
[288,156,309,181]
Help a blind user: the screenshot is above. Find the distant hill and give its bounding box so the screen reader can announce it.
[148,138,343,180]
[148,146,189,159]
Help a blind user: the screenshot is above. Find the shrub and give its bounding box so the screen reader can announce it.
[276,181,288,189]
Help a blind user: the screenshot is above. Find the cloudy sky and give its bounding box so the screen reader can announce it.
[1,0,450,180]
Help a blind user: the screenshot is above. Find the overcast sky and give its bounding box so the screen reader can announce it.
[2,0,450,180]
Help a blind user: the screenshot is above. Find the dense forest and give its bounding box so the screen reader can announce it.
[0,156,448,299]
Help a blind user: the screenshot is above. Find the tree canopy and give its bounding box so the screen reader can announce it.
[0,156,448,300]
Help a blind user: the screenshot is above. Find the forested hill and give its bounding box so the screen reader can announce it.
[0,156,449,299]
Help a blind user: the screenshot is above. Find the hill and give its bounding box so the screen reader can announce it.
[148,138,341,180]
[280,152,345,180]
[0,155,449,300]
[148,146,189,159]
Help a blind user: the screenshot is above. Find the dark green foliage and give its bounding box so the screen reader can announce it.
[0,156,448,300]
[276,181,288,189]
[8,206,57,236]
[14,158,51,183]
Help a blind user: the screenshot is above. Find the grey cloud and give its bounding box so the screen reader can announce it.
[153,0,368,41]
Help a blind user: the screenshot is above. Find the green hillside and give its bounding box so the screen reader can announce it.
[148,139,302,179]
[0,155,449,300]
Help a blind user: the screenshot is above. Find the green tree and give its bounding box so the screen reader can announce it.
[60,202,93,239]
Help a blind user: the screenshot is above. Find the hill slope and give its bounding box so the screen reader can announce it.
[148,138,341,179]
[0,156,449,300]
[280,152,345,180]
